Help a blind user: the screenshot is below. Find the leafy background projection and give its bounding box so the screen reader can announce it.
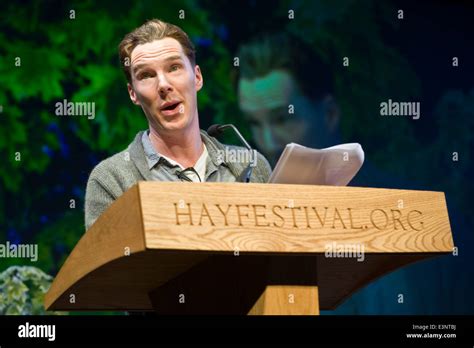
[0,266,65,315]
[0,0,473,314]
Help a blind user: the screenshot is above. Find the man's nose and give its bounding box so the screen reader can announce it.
[263,125,276,145]
[157,73,173,97]
[261,124,278,153]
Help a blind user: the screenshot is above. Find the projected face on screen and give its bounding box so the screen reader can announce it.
[238,69,315,164]
[236,32,342,165]
[127,38,203,134]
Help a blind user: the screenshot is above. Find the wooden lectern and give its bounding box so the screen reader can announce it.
[44,182,453,315]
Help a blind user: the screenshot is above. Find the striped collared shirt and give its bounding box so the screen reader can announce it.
[141,130,237,183]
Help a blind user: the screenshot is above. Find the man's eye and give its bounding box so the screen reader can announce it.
[138,72,153,80]
[169,64,180,72]
[248,119,261,127]
[275,114,289,123]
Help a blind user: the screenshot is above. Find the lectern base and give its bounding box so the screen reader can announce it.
[148,255,319,315]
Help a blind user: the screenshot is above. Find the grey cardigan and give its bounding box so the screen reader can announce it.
[84,130,272,230]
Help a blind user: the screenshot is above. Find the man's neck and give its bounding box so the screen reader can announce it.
[148,125,203,168]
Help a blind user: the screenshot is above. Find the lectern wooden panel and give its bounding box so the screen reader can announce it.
[44,182,453,314]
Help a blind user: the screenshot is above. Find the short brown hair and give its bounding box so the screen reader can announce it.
[238,32,332,100]
[118,19,196,83]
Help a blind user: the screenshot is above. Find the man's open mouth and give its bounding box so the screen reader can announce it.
[160,101,182,115]
[161,102,179,110]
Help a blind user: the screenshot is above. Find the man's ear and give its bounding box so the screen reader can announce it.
[194,65,203,92]
[127,83,141,106]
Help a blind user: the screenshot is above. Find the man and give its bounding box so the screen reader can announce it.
[85,19,271,230]
[236,33,396,189]
[237,33,340,165]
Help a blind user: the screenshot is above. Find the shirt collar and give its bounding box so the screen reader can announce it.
[141,131,169,170]
[200,129,225,167]
[141,130,224,171]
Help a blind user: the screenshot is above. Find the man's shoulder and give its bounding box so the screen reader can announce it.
[217,143,272,182]
[88,131,145,182]
[84,133,145,230]
[201,130,272,182]
[89,148,135,181]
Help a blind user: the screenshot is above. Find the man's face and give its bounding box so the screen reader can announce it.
[238,70,310,164]
[128,38,203,133]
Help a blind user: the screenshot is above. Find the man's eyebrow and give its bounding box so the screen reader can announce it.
[270,106,288,115]
[164,55,183,62]
[133,64,149,73]
[132,56,183,73]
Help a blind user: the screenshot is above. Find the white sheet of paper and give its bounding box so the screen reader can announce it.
[268,143,365,186]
